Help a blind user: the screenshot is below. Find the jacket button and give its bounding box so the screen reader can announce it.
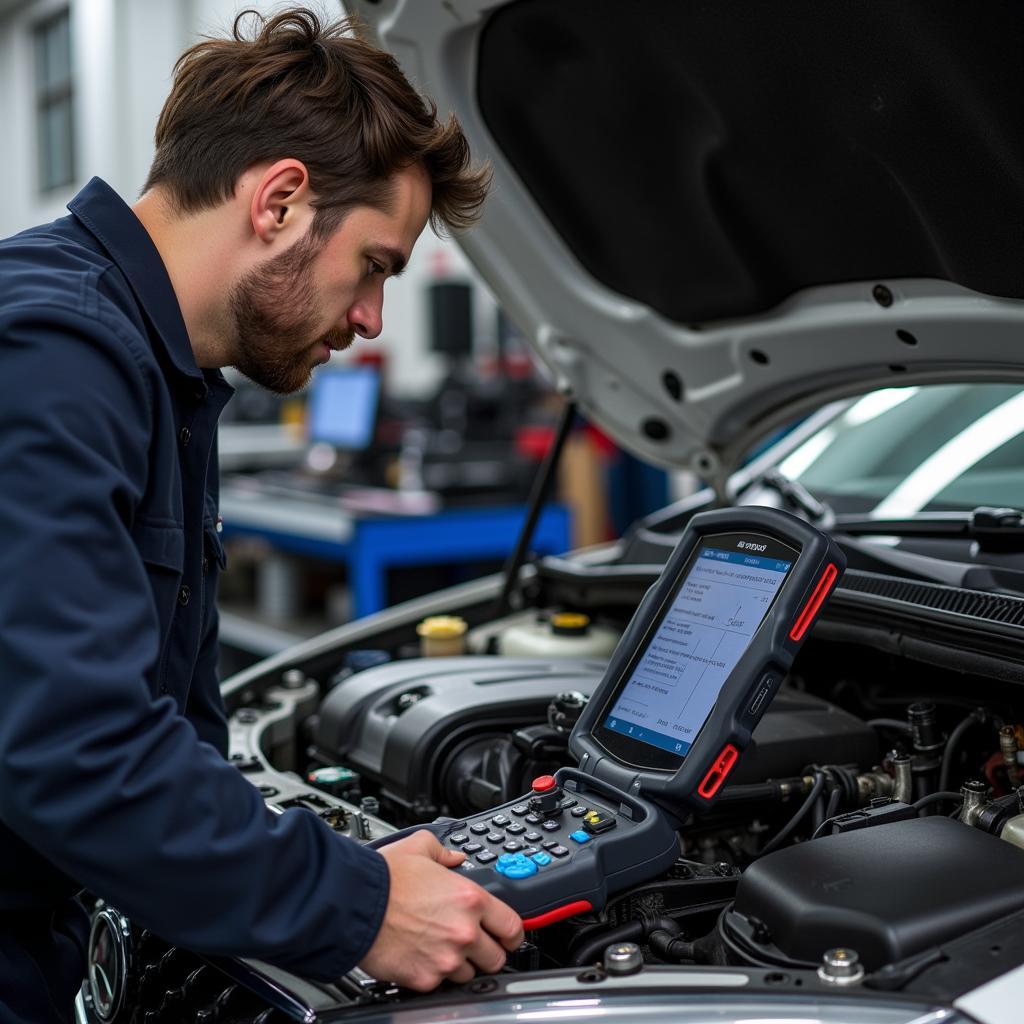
[178,585,191,606]
[179,426,191,447]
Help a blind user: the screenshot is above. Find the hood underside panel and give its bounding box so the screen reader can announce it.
[478,0,1024,326]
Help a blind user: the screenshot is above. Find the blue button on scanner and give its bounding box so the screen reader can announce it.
[503,860,538,879]
[569,830,592,844]
[530,852,552,866]
[495,852,538,879]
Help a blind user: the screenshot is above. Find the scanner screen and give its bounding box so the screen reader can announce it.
[603,545,792,757]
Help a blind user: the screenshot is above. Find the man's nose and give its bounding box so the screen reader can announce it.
[348,296,383,340]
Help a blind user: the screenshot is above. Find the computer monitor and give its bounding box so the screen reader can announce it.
[307,366,381,451]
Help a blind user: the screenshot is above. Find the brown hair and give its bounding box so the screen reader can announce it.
[144,7,490,238]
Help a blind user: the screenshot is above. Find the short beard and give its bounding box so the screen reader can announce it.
[228,229,353,395]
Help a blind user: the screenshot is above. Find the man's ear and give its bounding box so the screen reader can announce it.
[250,159,314,244]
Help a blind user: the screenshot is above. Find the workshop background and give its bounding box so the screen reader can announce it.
[0,0,676,673]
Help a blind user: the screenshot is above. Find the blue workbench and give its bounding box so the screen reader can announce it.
[219,484,570,618]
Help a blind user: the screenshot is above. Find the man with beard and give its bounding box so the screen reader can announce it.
[0,9,521,1023]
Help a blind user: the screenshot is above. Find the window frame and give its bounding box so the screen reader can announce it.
[33,6,75,194]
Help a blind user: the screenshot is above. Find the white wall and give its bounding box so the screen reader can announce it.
[0,0,496,397]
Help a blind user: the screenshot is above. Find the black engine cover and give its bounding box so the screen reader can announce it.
[723,816,1024,971]
[314,657,877,813]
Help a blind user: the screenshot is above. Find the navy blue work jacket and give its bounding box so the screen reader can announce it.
[0,179,388,1020]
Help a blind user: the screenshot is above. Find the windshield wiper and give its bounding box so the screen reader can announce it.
[755,469,835,527]
[834,507,1024,553]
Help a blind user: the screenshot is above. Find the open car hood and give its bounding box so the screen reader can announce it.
[350,0,1024,480]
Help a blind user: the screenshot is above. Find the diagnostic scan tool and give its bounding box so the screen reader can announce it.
[372,507,845,928]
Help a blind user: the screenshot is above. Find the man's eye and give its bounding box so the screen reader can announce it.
[368,260,386,277]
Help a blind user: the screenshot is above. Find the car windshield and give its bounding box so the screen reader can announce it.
[773,383,1024,515]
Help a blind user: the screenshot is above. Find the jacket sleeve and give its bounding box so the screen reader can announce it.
[0,308,388,980]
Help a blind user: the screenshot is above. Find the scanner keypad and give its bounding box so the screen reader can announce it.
[445,783,623,879]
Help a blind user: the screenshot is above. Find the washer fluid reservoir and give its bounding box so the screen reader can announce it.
[498,612,619,658]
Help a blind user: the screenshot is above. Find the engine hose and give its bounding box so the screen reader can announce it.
[809,765,873,839]
[569,921,645,967]
[716,782,782,804]
[823,784,842,822]
[938,709,989,794]
[648,929,696,963]
[808,765,855,832]
[867,718,913,734]
[569,916,680,968]
[913,790,963,814]
[832,764,860,807]
[759,770,825,857]
[717,776,811,804]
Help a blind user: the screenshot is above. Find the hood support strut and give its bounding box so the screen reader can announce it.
[495,398,578,617]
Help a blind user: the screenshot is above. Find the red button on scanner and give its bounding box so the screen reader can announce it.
[697,744,739,800]
[532,775,557,793]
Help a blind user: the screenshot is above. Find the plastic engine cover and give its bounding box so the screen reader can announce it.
[314,657,876,811]
[724,816,1024,971]
[315,658,606,810]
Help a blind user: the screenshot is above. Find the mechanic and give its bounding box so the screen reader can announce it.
[0,10,522,1022]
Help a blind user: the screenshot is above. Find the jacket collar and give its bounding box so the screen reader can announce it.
[68,177,204,383]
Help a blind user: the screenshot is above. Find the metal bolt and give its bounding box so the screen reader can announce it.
[282,669,306,689]
[603,942,643,976]
[872,284,893,307]
[360,796,380,817]
[817,948,865,985]
[397,691,423,712]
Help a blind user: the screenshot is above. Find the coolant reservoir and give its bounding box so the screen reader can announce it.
[1001,813,1024,852]
[498,612,620,658]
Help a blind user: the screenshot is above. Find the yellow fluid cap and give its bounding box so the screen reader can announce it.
[417,615,468,639]
[551,612,591,636]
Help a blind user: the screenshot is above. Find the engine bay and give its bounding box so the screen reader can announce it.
[300,625,1024,978]
[85,535,1024,1022]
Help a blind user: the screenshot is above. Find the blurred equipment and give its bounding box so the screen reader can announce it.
[306,365,381,453]
[428,280,474,359]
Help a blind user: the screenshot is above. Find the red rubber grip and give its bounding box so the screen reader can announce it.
[522,900,593,930]
[789,562,838,642]
[697,744,739,799]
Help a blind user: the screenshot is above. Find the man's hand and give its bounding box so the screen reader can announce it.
[359,829,524,991]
